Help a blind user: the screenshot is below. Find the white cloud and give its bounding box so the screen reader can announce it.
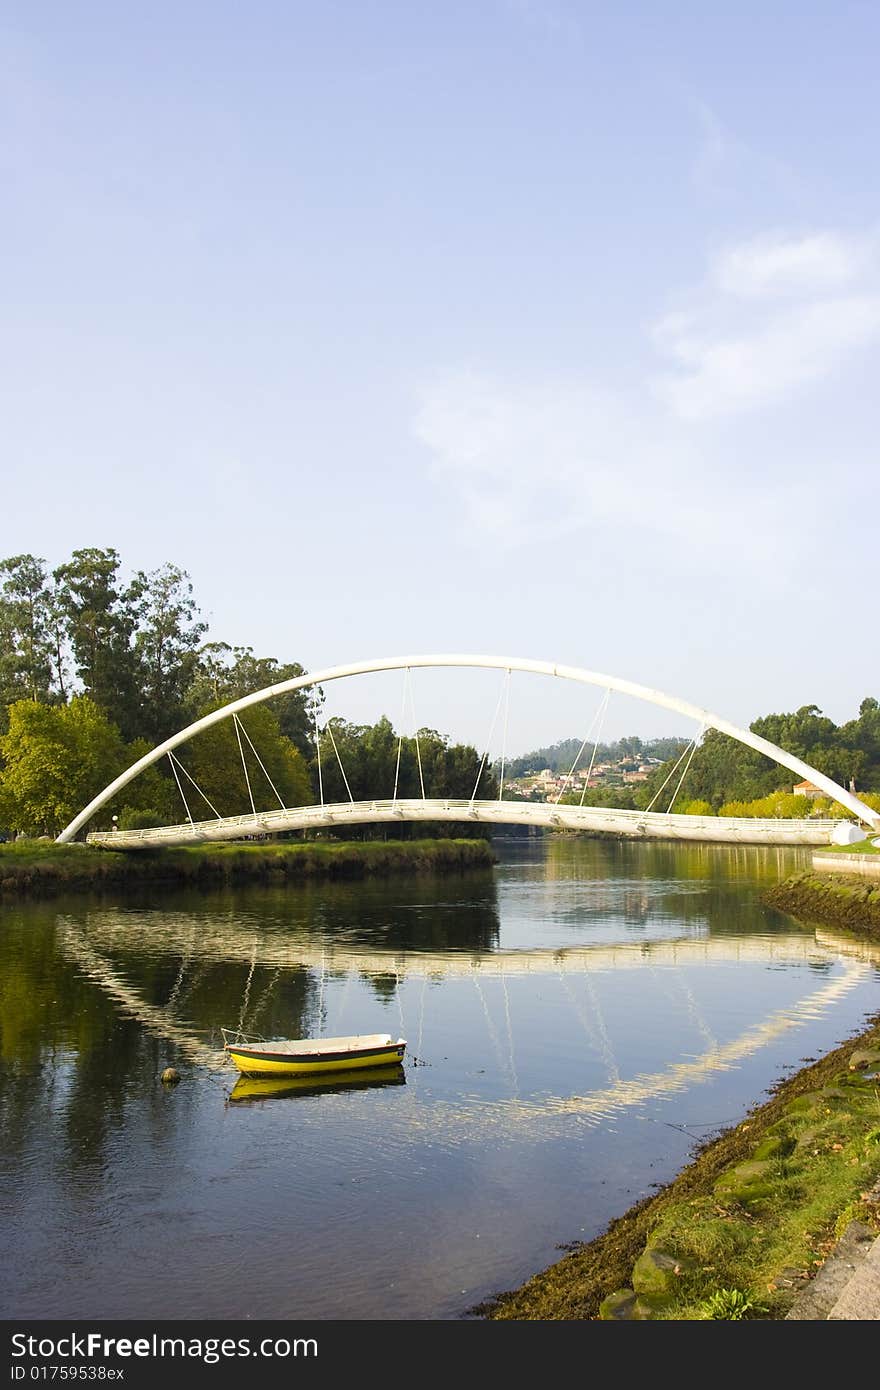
[415,229,880,564]
[413,371,777,562]
[652,230,880,421]
[711,232,875,298]
[653,293,880,421]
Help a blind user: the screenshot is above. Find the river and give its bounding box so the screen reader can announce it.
[1,836,878,1320]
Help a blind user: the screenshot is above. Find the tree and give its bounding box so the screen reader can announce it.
[169,704,312,821]
[0,555,65,726]
[53,548,143,740]
[187,644,316,758]
[0,697,127,836]
[309,716,497,835]
[132,564,206,744]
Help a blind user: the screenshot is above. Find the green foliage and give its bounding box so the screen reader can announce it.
[117,807,163,831]
[174,703,312,820]
[0,555,67,724]
[719,792,813,819]
[52,548,145,740]
[187,644,315,757]
[696,1288,764,1320]
[641,701,880,814]
[132,563,206,743]
[0,697,128,835]
[312,716,496,816]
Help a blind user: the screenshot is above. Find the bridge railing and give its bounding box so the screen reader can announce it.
[84,797,842,849]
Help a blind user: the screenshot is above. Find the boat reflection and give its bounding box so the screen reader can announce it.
[227,1064,406,1104]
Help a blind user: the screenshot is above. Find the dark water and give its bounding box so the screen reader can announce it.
[1,837,878,1320]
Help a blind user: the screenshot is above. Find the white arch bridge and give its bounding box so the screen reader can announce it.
[56,654,880,849]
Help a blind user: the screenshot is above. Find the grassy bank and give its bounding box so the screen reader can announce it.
[764,871,880,933]
[484,1014,880,1320]
[822,841,880,854]
[0,837,497,898]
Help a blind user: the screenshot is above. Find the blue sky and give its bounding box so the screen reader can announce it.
[2,2,878,751]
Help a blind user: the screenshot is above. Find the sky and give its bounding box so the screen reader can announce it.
[2,1,878,755]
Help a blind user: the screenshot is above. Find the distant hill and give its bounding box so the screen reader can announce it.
[498,735,689,778]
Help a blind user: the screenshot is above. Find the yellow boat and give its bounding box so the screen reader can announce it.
[227,1065,406,1103]
[222,1030,407,1078]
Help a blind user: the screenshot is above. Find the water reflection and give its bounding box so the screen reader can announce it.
[2,838,879,1321]
[227,1067,407,1104]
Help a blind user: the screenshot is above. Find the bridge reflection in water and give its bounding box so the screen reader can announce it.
[56,910,880,1139]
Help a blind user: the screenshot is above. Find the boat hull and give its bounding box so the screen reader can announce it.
[225,1040,406,1077]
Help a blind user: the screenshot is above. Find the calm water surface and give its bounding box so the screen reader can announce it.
[2,837,879,1320]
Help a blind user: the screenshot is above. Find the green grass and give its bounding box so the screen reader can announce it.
[0,836,497,896]
[822,839,880,854]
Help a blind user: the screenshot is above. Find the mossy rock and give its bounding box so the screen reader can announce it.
[786,1090,841,1114]
[715,1160,772,1193]
[721,1182,776,1209]
[849,1049,880,1072]
[753,1135,789,1160]
[715,1160,776,1208]
[598,1288,666,1320]
[631,1246,695,1297]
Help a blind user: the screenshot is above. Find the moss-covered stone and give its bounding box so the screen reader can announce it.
[715,1160,772,1192]
[849,1049,880,1072]
[631,1246,695,1297]
[786,1091,833,1114]
[713,1160,778,1208]
[598,1288,665,1320]
[598,1289,637,1320]
[753,1135,788,1160]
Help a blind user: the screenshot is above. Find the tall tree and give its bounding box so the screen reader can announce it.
[53,548,142,740]
[0,555,63,724]
[132,563,206,744]
[312,716,497,818]
[187,644,316,757]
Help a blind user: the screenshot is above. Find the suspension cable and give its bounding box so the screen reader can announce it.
[645,736,695,813]
[579,688,611,806]
[470,672,508,804]
[235,713,287,810]
[555,686,609,804]
[498,669,512,801]
[167,751,194,828]
[667,723,704,813]
[392,668,408,803]
[168,750,222,820]
[407,668,426,802]
[313,699,324,806]
[326,719,354,803]
[232,713,256,817]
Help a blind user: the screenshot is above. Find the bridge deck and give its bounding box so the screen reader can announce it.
[86,798,841,848]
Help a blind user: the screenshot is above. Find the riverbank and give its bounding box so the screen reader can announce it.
[482,866,880,1321]
[483,1009,880,1320]
[764,871,880,933]
[0,837,497,898]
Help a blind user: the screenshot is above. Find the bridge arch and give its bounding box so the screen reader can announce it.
[56,653,880,842]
